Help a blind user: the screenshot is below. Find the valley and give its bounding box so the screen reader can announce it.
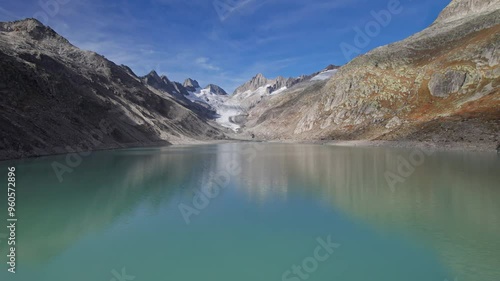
[0,0,498,160]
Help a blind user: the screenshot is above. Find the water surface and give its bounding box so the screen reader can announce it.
[1,143,499,281]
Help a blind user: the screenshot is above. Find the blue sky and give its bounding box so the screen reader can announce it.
[0,0,450,92]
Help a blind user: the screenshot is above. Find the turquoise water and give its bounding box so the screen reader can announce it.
[0,143,499,281]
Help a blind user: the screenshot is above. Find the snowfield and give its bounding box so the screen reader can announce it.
[311,69,338,81]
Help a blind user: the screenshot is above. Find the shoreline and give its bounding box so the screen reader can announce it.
[0,139,246,163]
[263,139,499,153]
[324,140,499,153]
[1,139,498,162]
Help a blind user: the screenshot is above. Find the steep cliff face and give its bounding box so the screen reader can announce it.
[243,0,499,147]
[0,19,224,160]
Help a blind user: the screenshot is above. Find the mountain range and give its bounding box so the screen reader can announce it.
[0,0,498,160]
[0,19,225,160]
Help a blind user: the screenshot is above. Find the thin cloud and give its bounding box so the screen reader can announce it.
[195,57,221,71]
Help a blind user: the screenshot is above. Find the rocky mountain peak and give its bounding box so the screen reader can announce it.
[141,70,173,92]
[233,73,271,95]
[183,78,200,88]
[147,70,160,79]
[434,0,500,24]
[141,70,164,87]
[252,73,268,83]
[205,84,228,96]
[0,18,70,44]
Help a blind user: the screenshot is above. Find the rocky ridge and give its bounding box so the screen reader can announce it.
[0,19,225,160]
[232,68,335,97]
[227,65,340,112]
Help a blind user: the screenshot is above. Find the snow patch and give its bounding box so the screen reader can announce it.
[270,86,287,95]
[311,69,338,81]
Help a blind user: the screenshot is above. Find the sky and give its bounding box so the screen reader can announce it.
[0,0,451,93]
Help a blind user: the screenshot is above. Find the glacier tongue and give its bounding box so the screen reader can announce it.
[183,66,338,132]
[185,86,244,132]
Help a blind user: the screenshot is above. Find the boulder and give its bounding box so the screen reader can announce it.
[428,70,467,98]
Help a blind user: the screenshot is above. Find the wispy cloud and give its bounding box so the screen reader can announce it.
[257,0,359,31]
[0,0,449,93]
[195,57,221,71]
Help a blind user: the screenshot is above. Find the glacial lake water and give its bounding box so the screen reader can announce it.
[0,143,499,281]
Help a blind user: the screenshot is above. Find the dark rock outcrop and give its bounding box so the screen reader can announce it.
[428,70,468,97]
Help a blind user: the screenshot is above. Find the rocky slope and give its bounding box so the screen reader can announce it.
[240,0,499,148]
[0,19,225,160]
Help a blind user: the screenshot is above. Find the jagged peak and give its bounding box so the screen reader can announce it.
[205,84,228,95]
[147,70,160,77]
[253,73,267,80]
[249,73,269,85]
[141,70,166,87]
[183,78,200,89]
